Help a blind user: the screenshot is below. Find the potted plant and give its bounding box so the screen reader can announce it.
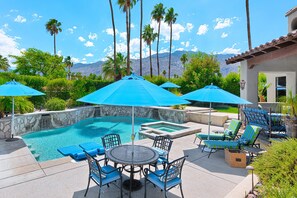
[282,91,297,138]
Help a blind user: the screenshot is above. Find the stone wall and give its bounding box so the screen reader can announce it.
[0,106,95,139]
[0,105,187,139]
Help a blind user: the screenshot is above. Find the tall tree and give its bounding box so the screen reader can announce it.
[151,3,165,76]
[45,19,62,55]
[102,52,129,80]
[118,0,136,75]
[180,53,188,72]
[109,0,118,81]
[142,24,157,78]
[246,0,252,50]
[64,56,73,80]
[139,0,143,76]
[165,7,178,79]
[0,55,10,71]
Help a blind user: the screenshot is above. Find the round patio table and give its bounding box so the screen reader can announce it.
[106,145,159,196]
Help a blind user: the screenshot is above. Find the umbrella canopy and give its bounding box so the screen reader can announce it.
[78,74,188,106]
[0,80,45,139]
[78,73,189,147]
[181,84,252,105]
[159,81,181,89]
[181,84,251,142]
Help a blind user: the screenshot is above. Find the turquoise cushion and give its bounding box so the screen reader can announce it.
[196,133,225,140]
[204,140,240,150]
[147,170,181,190]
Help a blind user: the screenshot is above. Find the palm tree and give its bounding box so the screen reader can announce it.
[139,0,143,76]
[64,56,73,80]
[165,8,178,79]
[151,3,165,76]
[0,55,9,71]
[142,24,157,77]
[118,0,136,75]
[109,0,117,81]
[102,53,129,80]
[45,19,62,55]
[180,53,188,72]
[246,0,252,50]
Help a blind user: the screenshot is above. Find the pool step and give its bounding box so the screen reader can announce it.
[30,148,36,154]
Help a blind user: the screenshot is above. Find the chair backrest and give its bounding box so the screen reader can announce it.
[101,134,121,150]
[240,125,262,146]
[226,119,242,138]
[152,136,173,159]
[162,155,187,183]
[242,108,270,130]
[85,151,103,183]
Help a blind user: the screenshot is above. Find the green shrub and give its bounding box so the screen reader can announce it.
[46,78,72,100]
[222,72,240,96]
[252,139,297,197]
[45,98,66,111]
[144,75,167,85]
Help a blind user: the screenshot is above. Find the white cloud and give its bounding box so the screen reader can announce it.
[57,50,62,56]
[71,57,80,63]
[14,15,26,23]
[3,23,10,31]
[186,23,193,32]
[78,36,85,42]
[0,29,21,66]
[176,48,184,51]
[214,17,238,30]
[221,32,228,38]
[181,41,190,47]
[105,28,119,36]
[159,48,169,54]
[85,53,94,57]
[67,26,77,34]
[32,13,42,21]
[197,24,208,35]
[218,44,241,54]
[120,32,127,40]
[10,9,18,13]
[191,46,198,52]
[88,32,98,40]
[151,20,185,41]
[84,41,94,47]
[131,23,135,29]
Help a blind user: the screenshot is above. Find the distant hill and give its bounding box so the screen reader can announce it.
[71,51,239,77]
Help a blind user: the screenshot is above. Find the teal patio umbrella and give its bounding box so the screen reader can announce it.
[77,74,189,147]
[159,81,181,89]
[0,80,45,140]
[181,84,251,140]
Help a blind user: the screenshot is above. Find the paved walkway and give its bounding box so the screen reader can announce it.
[0,123,249,198]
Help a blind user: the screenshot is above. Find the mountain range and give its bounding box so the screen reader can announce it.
[71,51,239,77]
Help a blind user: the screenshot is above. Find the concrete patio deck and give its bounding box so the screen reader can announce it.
[0,123,251,198]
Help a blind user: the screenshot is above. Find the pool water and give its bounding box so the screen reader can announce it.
[22,116,157,162]
[149,123,187,132]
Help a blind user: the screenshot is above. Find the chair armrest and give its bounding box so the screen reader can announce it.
[102,166,122,174]
[144,168,165,177]
[252,143,260,148]
[213,130,225,134]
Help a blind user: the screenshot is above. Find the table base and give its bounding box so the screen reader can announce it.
[123,179,142,191]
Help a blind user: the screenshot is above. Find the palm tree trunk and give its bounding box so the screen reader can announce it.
[109,0,117,81]
[149,44,152,78]
[246,0,252,50]
[168,23,172,79]
[139,0,143,76]
[127,7,131,75]
[54,34,56,55]
[157,22,161,76]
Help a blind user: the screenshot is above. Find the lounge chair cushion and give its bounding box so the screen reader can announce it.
[204,140,240,150]
[196,133,225,141]
[57,145,97,161]
[79,142,105,155]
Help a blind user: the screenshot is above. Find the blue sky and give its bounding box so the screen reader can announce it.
[0,0,296,66]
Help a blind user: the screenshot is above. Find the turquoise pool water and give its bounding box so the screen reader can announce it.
[149,123,187,132]
[22,116,156,162]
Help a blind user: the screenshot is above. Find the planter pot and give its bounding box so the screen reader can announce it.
[285,116,297,138]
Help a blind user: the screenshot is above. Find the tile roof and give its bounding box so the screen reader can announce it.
[226,30,297,64]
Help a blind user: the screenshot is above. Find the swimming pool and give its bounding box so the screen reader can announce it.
[22,116,157,162]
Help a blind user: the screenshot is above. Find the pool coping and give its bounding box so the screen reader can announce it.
[140,121,201,139]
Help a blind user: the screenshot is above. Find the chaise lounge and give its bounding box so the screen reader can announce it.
[194,119,242,147]
[202,125,262,158]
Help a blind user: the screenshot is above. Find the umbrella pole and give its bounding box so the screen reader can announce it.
[131,106,135,151]
[207,102,212,140]
[11,97,15,138]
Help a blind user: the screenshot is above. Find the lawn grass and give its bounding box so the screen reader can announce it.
[214,106,238,114]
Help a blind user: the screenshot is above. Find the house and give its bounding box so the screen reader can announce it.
[226,7,297,106]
